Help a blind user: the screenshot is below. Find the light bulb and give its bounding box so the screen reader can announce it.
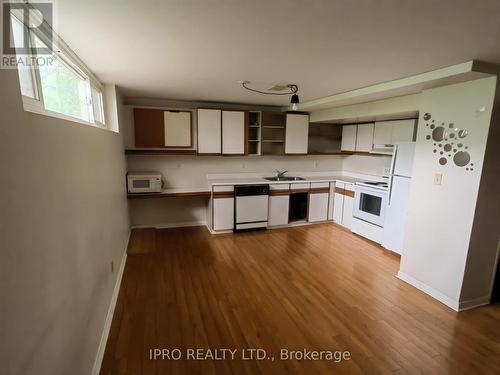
[292,103,298,111]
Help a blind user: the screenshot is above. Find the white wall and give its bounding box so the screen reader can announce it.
[398,77,497,309]
[460,77,500,303]
[0,69,130,374]
[342,154,392,176]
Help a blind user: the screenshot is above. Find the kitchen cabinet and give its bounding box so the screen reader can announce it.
[328,182,335,220]
[134,108,166,148]
[308,183,329,222]
[332,181,354,229]
[222,110,247,155]
[134,108,192,148]
[268,184,290,226]
[212,185,234,231]
[373,119,416,147]
[342,183,355,229]
[197,108,222,154]
[164,111,192,147]
[355,123,374,152]
[285,113,309,154]
[341,125,357,152]
[333,182,344,223]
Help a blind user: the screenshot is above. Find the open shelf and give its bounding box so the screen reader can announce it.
[247,111,262,156]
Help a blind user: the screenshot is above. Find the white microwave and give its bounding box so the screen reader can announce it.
[127,172,163,193]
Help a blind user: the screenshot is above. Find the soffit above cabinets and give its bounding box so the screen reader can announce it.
[291,61,496,112]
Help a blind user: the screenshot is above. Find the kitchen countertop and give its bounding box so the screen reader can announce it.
[207,174,379,187]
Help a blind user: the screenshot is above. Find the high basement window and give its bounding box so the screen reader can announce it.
[10,10,107,129]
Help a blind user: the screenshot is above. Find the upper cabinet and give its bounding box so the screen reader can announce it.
[355,123,374,152]
[341,125,357,152]
[285,113,309,154]
[222,110,247,155]
[134,108,192,148]
[197,108,222,154]
[164,111,192,147]
[373,119,416,148]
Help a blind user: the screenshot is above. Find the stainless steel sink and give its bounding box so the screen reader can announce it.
[264,176,305,181]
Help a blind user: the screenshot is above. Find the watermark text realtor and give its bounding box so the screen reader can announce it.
[1,0,54,69]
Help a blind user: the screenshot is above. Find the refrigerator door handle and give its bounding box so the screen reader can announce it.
[389,144,398,176]
[388,175,394,205]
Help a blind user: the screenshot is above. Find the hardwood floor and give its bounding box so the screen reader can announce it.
[100,224,500,374]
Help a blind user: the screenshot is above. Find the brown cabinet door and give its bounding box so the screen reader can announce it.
[134,108,165,148]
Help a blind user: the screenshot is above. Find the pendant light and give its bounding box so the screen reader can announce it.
[290,93,299,111]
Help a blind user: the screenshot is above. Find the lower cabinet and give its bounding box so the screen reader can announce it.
[332,181,355,230]
[212,185,235,231]
[213,197,234,231]
[308,183,330,222]
[341,183,355,229]
[333,182,344,223]
[268,195,290,226]
[268,184,290,226]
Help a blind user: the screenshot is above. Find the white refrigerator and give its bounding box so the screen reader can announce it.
[381,142,416,254]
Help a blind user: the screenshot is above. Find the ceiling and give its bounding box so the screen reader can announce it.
[55,0,500,106]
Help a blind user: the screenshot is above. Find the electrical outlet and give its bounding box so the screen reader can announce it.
[383,167,390,175]
[434,173,443,185]
[111,261,114,273]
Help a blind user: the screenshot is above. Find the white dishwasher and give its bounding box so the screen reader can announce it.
[234,184,269,231]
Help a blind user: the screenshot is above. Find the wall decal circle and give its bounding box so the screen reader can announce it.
[453,151,470,167]
[423,113,431,120]
[432,126,446,141]
[439,158,447,165]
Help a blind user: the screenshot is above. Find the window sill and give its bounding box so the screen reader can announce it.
[22,96,117,133]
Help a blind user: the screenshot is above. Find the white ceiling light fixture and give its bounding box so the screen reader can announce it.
[240,81,299,110]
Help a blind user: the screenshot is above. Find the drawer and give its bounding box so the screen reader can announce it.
[213,185,234,192]
[269,184,290,191]
[290,183,310,191]
[310,182,330,189]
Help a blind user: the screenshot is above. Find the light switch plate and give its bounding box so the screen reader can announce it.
[434,173,443,185]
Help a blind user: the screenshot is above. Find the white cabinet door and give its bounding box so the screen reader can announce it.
[373,121,393,146]
[164,111,192,147]
[341,125,357,151]
[333,193,343,223]
[222,111,246,155]
[213,197,234,231]
[374,119,416,146]
[308,193,329,222]
[328,182,335,220]
[355,123,374,152]
[391,119,416,143]
[285,114,309,154]
[341,183,355,229]
[197,109,221,154]
[333,182,344,223]
[268,195,290,226]
[342,196,354,229]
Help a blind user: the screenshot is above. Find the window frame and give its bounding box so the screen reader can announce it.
[11,7,108,129]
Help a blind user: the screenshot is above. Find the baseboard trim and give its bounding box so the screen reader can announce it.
[91,231,130,375]
[397,271,460,311]
[131,221,206,229]
[458,295,491,311]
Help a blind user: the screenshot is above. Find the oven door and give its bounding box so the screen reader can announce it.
[353,186,388,227]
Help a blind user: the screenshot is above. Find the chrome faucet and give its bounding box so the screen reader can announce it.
[275,169,288,178]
